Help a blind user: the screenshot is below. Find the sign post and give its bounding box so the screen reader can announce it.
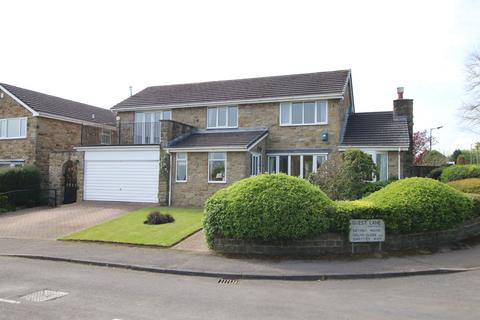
[349,219,385,253]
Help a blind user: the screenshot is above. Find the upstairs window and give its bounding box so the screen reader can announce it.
[100,129,112,145]
[207,106,238,128]
[0,117,27,139]
[279,101,328,126]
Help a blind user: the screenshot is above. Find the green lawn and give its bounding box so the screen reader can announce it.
[62,207,204,247]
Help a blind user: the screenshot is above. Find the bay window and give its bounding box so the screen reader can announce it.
[176,153,187,182]
[267,154,328,178]
[207,106,238,128]
[0,117,27,139]
[279,100,328,126]
[208,152,226,183]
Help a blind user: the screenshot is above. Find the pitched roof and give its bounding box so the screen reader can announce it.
[113,70,350,109]
[168,129,268,150]
[340,111,410,148]
[0,83,115,125]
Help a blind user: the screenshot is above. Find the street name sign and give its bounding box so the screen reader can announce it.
[349,219,385,242]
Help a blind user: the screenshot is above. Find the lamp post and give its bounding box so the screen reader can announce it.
[429,126,443,151]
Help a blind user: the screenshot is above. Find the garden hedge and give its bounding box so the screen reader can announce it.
[440,165,480,182]
[448,178,480,194]
[203,173,332,247]
[0,165,41,207]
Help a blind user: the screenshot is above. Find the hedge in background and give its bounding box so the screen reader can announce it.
[440,165,480,182]
[204,174,332,247]
[447,178,480,194]
[0,165,41,207]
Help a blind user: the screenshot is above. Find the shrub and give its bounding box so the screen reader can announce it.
[465,193,480,220]
[203,174,332,247]
[457,154,466,165]
[329,200,381,233]
[448,178,480,194]
[309,150,377,200]
[427,166,445,180]
[361,179,394,197]
[0,165,41,207]
[0,195,9,213]
[362,178,472,233]
[440,165,480,182]
[144,211,175,225]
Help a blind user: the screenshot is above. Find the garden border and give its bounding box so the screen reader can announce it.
[212,216,480,256]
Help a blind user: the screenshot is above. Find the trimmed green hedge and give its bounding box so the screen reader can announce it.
[447,178,480,194]
[332,178,473,234]
[204,174,331,247]
[440,165,480,182]
[0,165,41,207]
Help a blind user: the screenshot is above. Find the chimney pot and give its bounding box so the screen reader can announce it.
[397,87,404,100]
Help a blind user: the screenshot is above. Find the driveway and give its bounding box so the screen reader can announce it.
[0,201,144,240]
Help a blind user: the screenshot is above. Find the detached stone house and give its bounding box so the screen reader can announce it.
[0,83,115,194]
[78,69,413,207]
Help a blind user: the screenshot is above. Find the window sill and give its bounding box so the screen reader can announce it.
[175,180,188,183]
[0,136,27,140]
[208,180,227,184]
[279,123,328,127]
[206,126,238,130]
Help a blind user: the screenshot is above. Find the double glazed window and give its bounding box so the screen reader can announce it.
[280,101,327,125]
[0,117,27,139]
[207,106,238,128]
[268,154,327,178]
[134,111,171,144]
[0,160,24,168]
[208,152,226,183]
[100,129,112,145]
[176,153,187,182]
[250,153,262,176]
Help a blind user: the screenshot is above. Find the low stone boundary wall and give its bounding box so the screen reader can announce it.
[212,216,480,256]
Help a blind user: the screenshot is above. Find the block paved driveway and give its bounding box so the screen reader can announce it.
[0,201,145,240]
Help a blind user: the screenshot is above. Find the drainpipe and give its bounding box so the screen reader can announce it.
[398,147,401,179]
[168,152,172,207]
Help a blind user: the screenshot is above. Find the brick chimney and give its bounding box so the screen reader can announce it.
[393,87,414,176]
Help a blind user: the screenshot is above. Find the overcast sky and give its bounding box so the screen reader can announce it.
[1,0,479,153]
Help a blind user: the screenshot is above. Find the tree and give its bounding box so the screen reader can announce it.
[450,149,462,162]
[421,150,448,166]
[413,130,434,165]
[308,150,377,200]
[462,50,480,126]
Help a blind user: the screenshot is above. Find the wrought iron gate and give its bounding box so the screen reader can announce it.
[63,160,77,204]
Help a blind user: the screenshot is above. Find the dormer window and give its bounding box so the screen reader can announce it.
[279,100,328,126]
[207,106,238,129]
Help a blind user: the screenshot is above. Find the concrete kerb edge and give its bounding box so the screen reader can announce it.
[1,254,474,281]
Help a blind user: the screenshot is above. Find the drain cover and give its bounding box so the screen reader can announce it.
[21,290,68,302]
[218,278,239,284]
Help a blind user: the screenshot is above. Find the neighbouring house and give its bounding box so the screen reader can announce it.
[77,70,413,207]
[0,83,115,202]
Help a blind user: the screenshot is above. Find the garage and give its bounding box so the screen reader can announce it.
[82,147,160,203]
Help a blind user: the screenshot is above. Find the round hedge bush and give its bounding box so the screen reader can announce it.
[362,177,473,233]
[203,173,332,247]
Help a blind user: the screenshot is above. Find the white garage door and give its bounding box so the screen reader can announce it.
[83,148,160,203]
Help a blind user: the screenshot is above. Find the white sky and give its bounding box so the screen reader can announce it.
[1,0,479,154]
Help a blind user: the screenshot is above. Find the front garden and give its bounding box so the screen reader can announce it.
[203,151,480,254]
[62,207,204,246]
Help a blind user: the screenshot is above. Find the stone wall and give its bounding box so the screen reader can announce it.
[35,117,82,187]
[171,151,249,207]
[0,89,37,165]
[213,216,480,256]
[48,151,84,205]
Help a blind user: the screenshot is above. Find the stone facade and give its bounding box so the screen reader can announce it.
[0,90,38,166]
[171,151,249,207]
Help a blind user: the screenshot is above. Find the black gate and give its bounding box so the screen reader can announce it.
[63,160,77,204]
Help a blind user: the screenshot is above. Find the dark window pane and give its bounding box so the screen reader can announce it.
[291,155,301,176]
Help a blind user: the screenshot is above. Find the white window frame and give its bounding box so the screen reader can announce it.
[0,117,27,140]
[175,152,188,182]
[134,111,171,144]
[0,159,25,168]
[208,152,227,183]
[250,152,262,176]
[363,150,389,181]
[279,101,328,126]
[267,153,328,178]
[100,128,112,145]
[207,106,238,129]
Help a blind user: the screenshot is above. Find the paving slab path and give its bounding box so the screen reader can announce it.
[1,238,480,280]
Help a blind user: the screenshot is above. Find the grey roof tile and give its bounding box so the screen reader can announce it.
[113,70,350,109]
[0,83,115,125]
[168,129,268,149]
[340,111,410,147]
